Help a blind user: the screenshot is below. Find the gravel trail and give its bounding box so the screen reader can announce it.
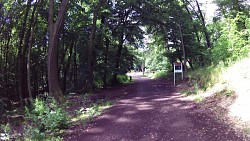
[64,73,244,141]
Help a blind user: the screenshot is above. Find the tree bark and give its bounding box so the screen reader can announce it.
[112,33,124,83]
[85,0,105,93]
[27,0,39,102]
[103,38,109,88]
[17,0,32,106]
[195,0,211,48]
[182,1,201,44]
[62,40,74,92]
[48,0,69,102]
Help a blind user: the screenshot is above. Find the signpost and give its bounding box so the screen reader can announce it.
[174,62,183,85]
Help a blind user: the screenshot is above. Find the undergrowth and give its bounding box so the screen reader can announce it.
[117,74,130,83]
[71,99,113,126]
[152,70,169,79]
[187,63,226,91]
[24,96,69,141]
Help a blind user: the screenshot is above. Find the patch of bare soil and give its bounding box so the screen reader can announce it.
[180,83,250,140]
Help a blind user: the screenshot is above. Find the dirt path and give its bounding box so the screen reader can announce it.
[64,73,245,141]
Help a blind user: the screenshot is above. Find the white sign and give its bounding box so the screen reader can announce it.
[174,62,183,85]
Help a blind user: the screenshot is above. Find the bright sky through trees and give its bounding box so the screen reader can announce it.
[198,0,217,22]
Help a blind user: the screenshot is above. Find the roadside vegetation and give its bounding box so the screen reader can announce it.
[0,0,250,140]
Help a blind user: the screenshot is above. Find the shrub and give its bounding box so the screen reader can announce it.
[117,74,129,83]
[0,97,8,115]
[0,123,11,140]
[187,64,225,90]
[24,97,69,140]
[152,70,168,79]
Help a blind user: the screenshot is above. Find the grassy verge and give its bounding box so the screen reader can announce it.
[146,70,169,79]
[71,99,114,126]
[187,64,226,91]
[0,95,115,141]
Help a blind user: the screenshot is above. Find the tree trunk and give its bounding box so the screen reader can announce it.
[62,40,74,92]
[73,44,77,89]
[4,33,11,95]
[17,0,32,106]
[85,0,105,93]
[48,0,69,102]
[183,1,201,44]
[103,38,109,88]
[27,0,39,102]
[113,33,124,83]
[195,0,211,48]
[179,25,187,72]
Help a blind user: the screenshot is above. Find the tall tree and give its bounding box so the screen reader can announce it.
[85,0,105,93]
[27,0,40,102]
[17,0,32,106]
[194,0,211,48]
[48,0,69,102]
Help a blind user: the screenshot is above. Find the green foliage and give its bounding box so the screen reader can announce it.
[187,64,225,90]
[211,13,250,64]
[0,123,11,140]
[0,97,8,115]
[152,70,169,79]
[182,82,199,96]
[145,42,171,73]
[216,89,235,97]
[117,74,130,83]
[72,99,113,125]
[194,96,203,103]
[24,97,69,140]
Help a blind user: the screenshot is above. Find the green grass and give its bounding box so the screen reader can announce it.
[194,96,203,103]
[215,89,235,97]
[187,63,226,91]
[152,70,169,79]
[117,74,131,83]
[71,100,114,125]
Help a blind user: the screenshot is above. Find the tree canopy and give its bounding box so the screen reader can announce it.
[0,0,249,106]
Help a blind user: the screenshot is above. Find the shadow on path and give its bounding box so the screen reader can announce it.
[64,73,245,141]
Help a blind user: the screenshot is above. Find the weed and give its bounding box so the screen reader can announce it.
[0,123,11,140]
[194,96,203,103]
[72,100,113,126]
[216,89,235,97]
[152,70,168,79]
[24,97,69,140]
[117,75,129,83]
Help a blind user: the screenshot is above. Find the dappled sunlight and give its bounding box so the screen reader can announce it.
[124,110,138,115]
[98,114,116,120]
[64,73,245,141]
[116,117,135,123]
[159,106,173,113]
[172,103,182,107]
[136,104,154,111]
[120,99,137,104]
[152,97,171,102]
[86,127,104,134]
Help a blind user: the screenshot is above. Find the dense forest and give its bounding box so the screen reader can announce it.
[1,0,249,107]
[0,0,250,139]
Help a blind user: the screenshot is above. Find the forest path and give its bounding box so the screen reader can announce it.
[64,73,244,141]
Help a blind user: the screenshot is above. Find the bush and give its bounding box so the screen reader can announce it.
[24,97,69,140]
[187,64,225,90]
[211,14,250,63]
[0,97,8,115]
[152,70,168,79]
[117,74,129,83]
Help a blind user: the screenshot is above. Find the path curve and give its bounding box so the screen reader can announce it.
[64,73,245,141]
